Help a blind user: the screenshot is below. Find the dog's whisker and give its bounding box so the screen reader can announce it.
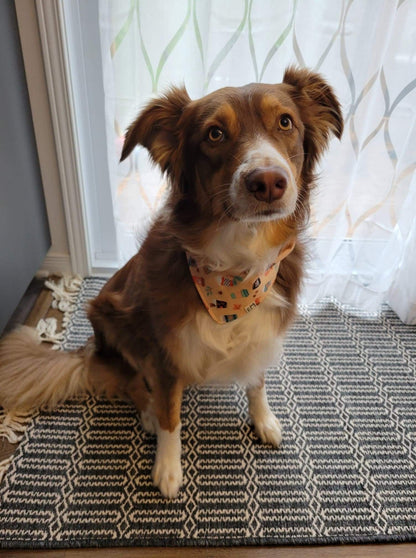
[287,152,308,161]
[230,153,243,165]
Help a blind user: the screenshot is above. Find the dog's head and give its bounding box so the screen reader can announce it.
[121,67,343,228]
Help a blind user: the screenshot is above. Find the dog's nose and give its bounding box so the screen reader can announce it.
[245,166,288,203]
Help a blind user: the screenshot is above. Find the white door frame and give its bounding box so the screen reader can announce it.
[36,0,118,276]
[36,0,90,275]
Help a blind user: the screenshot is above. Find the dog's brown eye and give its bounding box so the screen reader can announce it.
[279,114,293,131]
[207,127,225,143]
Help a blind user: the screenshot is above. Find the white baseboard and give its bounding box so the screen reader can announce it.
[39,251,73,276]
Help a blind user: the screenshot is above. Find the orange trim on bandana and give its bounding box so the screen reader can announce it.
[187,240,295,324]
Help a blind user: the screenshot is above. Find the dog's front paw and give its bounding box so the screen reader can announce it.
[253,411,283,447]
[152,456,183,499]
[152,423,183,498]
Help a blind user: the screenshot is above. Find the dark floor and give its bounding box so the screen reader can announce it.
[2,277,44,337]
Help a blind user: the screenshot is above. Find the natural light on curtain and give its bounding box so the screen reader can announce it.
[98,0,416,323]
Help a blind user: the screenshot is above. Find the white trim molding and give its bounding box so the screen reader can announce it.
[14,0,70,265]
[40,251,72,275]
[59,0,119,273]
[36,0,90,275]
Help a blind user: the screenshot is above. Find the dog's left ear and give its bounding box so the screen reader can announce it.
[120,87,191,180]
[283,67,343,171]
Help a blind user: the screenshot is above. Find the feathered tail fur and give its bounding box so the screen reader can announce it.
[0,326,92,412]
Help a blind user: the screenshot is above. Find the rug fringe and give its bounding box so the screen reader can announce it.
[40,275,83,348]
[0,456,12,485]
[36,316,65,347]
[0,274,82,481]
[0,409,35,443]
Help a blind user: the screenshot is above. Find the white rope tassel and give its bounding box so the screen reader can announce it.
[45,274,83,314]
[0,409,35,443]
[0,456,13,485]
[40,274,83,348]
[36,317,65,347]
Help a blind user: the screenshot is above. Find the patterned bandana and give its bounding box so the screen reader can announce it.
[186,240,295,324]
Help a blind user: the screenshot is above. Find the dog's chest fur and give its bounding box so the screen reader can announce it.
[165,222,290,385]
[169,293,286,385]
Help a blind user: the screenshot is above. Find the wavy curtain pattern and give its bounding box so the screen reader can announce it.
[99,0,416,323]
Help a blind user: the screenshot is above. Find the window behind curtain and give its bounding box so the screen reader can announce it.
[65,0,416,321]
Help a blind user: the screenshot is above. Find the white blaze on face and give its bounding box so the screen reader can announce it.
[230,136,298,222]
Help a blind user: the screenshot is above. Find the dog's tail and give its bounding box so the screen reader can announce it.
[0,326,93,413]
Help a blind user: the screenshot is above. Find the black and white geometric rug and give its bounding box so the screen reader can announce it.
[0,278,415,549]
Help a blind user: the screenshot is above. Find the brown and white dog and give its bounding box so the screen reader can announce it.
[0,67,342,498]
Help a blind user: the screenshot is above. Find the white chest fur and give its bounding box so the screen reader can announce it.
[170,287,287,386]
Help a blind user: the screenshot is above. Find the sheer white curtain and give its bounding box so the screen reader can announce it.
[98,0,416,323]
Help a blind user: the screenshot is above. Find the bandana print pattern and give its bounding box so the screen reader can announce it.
[186,241,295,325]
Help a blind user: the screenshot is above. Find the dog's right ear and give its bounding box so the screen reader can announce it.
[120,87,191,175]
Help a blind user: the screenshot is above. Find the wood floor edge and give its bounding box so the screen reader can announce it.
[1,543,416,557]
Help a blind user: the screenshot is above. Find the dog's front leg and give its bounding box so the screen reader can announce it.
[246,374,283,447]
[152,374,184,499]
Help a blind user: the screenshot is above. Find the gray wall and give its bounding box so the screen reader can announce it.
[0,1,51,333]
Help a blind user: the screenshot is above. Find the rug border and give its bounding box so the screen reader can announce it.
[1,532,416,550]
